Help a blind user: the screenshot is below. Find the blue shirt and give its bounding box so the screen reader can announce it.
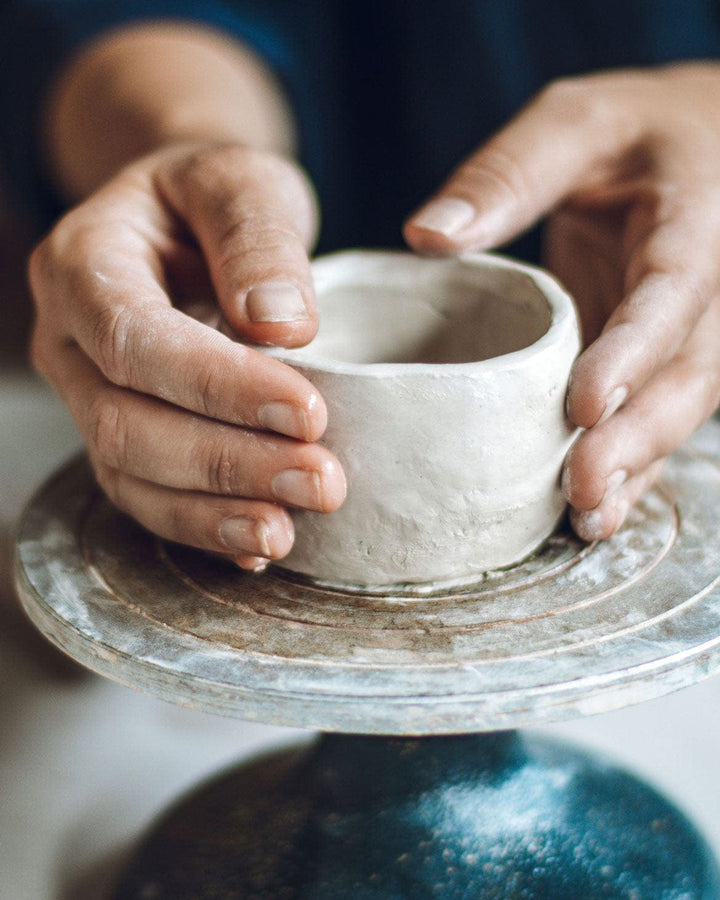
[2,0,719,259]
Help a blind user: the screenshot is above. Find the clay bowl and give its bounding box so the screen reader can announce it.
[265,249,580,592]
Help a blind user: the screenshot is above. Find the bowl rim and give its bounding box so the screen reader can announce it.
[263,249,579,379]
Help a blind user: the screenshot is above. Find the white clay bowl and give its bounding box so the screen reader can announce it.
[265,249,580,591]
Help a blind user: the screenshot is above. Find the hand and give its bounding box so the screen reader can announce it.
[404,63,720,541]
[30,142,346,569]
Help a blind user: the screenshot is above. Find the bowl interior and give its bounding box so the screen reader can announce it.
[292,255,553,366]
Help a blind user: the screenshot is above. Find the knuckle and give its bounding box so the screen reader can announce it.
[175,143,255,192]
[29,217,118,313]
[539,76,605,123]
[463,147,530,209]
[196,358,229,419]
[174,144,309,249]
[538,75,629,148]
[205,437,242,496]
[215,213,262,259]
[171,146,213,185]
[28,218,77,286]
[91,303,137,386]
[48,217,110,280]
[88,391,130,469]
[196,142,253,170]
[216,221,299,277]
[183,142,296,184]
[62,218,101,260]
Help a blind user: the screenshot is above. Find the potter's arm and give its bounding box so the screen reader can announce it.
[28,22,346,569]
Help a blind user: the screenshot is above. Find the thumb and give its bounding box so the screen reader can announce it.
[404,76,641,254]
[156,144,320,347]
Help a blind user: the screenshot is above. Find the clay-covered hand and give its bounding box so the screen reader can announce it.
[404,63,720,541]
[30,142,346,569]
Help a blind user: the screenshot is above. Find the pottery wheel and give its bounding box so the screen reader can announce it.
[14,421,720,735]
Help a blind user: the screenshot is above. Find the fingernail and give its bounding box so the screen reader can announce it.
[219,516,271,557]
[604,469,627,500]
[272,468,322,509]
[258,402,310,440]
[246,281,308,323]
[598,385,628,425]
[411,197,476,237]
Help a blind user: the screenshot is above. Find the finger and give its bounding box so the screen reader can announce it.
[155,144,319,346]
[49,341,346,511]
[562,304,720,511]
[233,554,271,572]
[570,458,665,542]
[94,461,296,559]
[404,73,644,253]
[567,194,720,428]
[161,236,219,321]
[543,205,626,345]
[30,233,327,442]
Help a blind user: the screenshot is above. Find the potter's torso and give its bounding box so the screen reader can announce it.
[4,0,720,246]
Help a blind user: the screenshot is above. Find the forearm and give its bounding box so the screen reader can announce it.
[42,21,297,201]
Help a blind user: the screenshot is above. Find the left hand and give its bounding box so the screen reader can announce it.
[404,63,720,540]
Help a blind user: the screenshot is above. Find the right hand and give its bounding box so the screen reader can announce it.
[29,142,346,570]
[405,65,720,542]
